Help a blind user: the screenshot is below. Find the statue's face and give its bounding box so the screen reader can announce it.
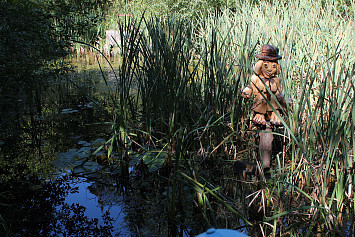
[261,61,278,78]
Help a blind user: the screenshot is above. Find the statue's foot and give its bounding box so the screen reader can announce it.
[270,112,282,125]
[253,114,266,125]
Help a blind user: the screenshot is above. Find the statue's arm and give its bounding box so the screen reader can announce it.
[242,75,261,98]
[274,77,291,107]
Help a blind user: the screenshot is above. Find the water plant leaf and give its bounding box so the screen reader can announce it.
[78,141,92,147]
[92,138,106,146]
[53,153,77,170]
[142,151,167,173]
[73,160,103,174]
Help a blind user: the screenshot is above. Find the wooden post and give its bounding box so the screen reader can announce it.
[259,125,273,169]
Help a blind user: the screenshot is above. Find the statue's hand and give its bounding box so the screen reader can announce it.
[242,91,251,99]
[242,87,252,99]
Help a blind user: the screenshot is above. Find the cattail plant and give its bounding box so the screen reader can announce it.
[78,0,355,234]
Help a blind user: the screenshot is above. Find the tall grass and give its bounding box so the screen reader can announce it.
[236,0,354,234]
[95,0,354,235]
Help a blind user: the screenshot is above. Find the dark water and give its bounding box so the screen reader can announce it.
[0,57,196,236]
[54,175,130,236]
[0,57,125,236]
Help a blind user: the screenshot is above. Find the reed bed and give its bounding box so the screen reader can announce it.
[95,0,354,235]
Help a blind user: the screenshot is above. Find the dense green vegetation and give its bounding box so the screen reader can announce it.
[97,0,354,235]
[1,0,354,236]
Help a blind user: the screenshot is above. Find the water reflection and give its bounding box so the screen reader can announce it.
[0,57,127,236]
[57,175,130,236]
[0,173,128,236]
[0,57,199,236]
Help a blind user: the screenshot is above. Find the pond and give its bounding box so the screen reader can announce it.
[0,56,200,236]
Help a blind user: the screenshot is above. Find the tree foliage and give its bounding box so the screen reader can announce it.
[0,0,113,180]
[0,1,66,118]
[0,0,113,127]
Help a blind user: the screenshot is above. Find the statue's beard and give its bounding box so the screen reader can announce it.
[262,68,274,78]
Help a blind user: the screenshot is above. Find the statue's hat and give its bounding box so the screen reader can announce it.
[255,44,282,61]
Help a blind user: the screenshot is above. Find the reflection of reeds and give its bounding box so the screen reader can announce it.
[87,0,354,234]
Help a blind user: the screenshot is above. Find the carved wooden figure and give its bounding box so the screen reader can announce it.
[242,44,289,169]
[242,44,287,126]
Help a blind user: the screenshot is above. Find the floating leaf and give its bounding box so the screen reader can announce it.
[142,151,167,173]
[92,138,106,146]
[73,160,103,174]
[78,140,91,146]
[77,147,91,158]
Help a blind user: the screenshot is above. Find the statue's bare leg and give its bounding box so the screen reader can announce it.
[270,112,281,125]
[253,113,266,125]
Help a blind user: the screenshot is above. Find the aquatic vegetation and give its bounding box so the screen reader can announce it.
[91,0,354,235]
[0,0,354,236]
